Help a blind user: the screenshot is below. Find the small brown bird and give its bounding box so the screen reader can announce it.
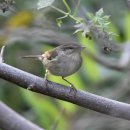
[22,43,85,89]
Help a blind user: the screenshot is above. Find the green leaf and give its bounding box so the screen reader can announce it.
[56,19,63,27]
[104,22,110,26]
[96,8,104,17]
[102,15,110,21]
[74,23,91,37]
[87,12,94,20]
[37,0,55,10]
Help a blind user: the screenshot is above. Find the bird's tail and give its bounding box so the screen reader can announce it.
[21,55,42,59]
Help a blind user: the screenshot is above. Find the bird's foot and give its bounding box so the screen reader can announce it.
[27,83,35,90]
[69,85,77,96]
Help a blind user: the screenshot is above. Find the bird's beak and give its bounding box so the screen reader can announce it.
[81,46,86,50]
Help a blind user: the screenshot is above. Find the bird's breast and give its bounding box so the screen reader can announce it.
[44,53,82,77]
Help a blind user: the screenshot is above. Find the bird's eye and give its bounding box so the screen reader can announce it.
[68,47,74,49]
[64,46,74,50]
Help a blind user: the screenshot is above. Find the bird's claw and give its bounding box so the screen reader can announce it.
[69,85,77,95]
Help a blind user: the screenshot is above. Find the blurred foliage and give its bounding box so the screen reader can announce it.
[5,10,33,29]
[0,0,130,130]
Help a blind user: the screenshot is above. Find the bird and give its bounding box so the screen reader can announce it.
[22,43,85,90]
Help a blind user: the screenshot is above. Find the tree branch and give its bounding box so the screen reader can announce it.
[0,63,130,120]
[0,101,44,130]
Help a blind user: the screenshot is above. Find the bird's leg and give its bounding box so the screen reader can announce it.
[62,77,77,92]
[44,69,49,89]
[45,69,49,80]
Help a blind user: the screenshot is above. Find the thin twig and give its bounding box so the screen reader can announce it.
[73,0,81,16]
[0,46,5,63]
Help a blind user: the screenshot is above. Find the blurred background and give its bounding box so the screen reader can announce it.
[0,0,130,130]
